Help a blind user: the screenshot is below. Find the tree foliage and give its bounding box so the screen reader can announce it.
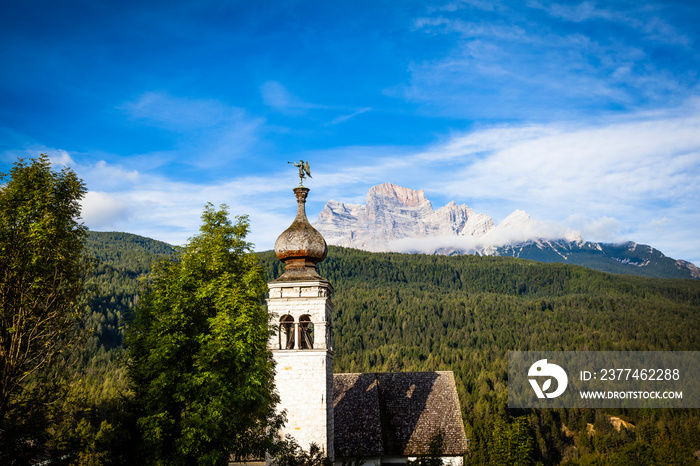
[125,204,278,465]
[0,154,88,459]
[40,234,700,465]
[259,246,700,465]
[269,435,333,466]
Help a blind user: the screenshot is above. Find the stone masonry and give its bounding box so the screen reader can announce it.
[267,279,335,458]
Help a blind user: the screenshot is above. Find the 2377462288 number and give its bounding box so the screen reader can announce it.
[599,368,680,381]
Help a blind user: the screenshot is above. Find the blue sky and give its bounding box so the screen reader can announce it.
[2,0,700,264]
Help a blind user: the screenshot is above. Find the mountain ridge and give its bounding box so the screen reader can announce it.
[313,183,699,280]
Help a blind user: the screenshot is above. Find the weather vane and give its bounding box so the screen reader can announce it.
[288,160,312,186]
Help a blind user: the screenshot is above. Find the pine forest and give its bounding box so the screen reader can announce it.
[37,232,700,464]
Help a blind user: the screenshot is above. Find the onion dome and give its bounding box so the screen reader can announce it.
[274,187,328,281]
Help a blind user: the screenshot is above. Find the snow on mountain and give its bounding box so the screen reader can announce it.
[316,183,496,252]
[313,183,699,279]
[498,209,534,230]
[314,183,570,254]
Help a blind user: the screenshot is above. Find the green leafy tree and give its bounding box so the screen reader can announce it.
[0,154,88,459]
[126,204,279,465]
[269,435,332,466]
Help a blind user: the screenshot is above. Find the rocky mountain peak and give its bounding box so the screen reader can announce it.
[314,183,492,252]
[498,209,533,230]
[312,183,699,279]
[368,183,429,208]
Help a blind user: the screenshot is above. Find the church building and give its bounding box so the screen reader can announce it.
[267,185,468,465]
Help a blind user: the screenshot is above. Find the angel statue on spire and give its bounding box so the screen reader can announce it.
[288,160,312,186]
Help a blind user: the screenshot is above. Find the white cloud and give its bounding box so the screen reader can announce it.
[405,3,694,119]
[330,107,372,125]
[37,100,700,264]
[529,1,623,23]
[261,81,301,110]
[260,81,366,125]
[67,156,298,248]
[567,215,622,242]
[649,217,670,227]
[445,112,700,210]
[386,219,579,254]
[388,235,480,254]
[303,101,700,264]
[88,160,140,188]
[120,92,265,167]
[123,92,226,129]
[529,1,690,45]
[260,81,327,113]
[2,148,76,169]
[81,191,131,228]
[49,150,75,168]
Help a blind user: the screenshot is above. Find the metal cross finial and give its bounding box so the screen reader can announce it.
[288,160,312,186]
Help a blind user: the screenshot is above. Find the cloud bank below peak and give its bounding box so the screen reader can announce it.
[24,97,700,266]
[309,101,700,264]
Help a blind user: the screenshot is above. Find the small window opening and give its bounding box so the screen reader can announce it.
[299,315,314,349]
[280,315,295,349]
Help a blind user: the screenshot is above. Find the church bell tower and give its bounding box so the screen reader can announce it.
[268,185,334,458]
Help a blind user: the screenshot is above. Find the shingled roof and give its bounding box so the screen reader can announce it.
[333,371,467,458]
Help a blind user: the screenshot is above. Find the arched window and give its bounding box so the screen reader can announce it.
[299,315,314,349]
[279,315,295,349]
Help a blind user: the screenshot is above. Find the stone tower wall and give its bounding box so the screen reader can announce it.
[268,279,334,458]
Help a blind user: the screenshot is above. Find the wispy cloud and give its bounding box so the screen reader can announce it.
[442,112,700,210]
[17,97,698,266]
[405,2,696,119]
[123,92,229,129]
[329,107,372,125]
[121,92,265,167]
[49,149,75,168]
[529,1,690,45]
[2,0,698,268]
[260,81,370,125]
[566,215,622,242]
[307,101,700,263]
[428,0,499,13]
[82,191,131,229]
[528,1,637,24]
[260,81,327,113]
[4,147,288,248]
[387,221,580,255]
[78,167,294,248]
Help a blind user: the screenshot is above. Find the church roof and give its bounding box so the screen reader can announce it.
[333,371,468,458]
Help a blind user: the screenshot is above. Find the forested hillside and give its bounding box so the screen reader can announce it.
[79,232,700,465]
[75,232,175,407]
[259,247,700,465]
[83,231,175,351]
